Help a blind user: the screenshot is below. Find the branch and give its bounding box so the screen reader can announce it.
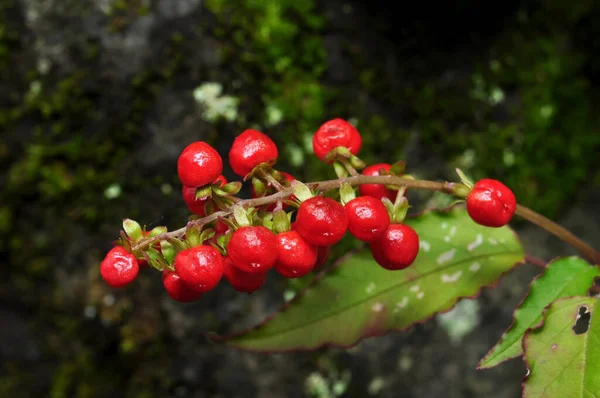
[132,175,454,251]
[515,205,600,265]
[131,175,600,267]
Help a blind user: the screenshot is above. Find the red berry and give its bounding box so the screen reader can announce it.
[274,231,317,278]
[295,196,348,246]
[229,129,278,177]
[223,257,267,293]
[177,142,223,187]
[162,269,203,303]
[182,175,228,216]
[314,245,331,269]
[100,246,140,288]
[174,245,223,292]
[312,118,362,163]
[466,179,516,228]
[228,226,278,274]
[345,196,390,242]
[359,163,397,201]
[370,224,419,270]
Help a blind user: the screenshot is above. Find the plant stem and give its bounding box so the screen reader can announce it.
[262,172,285,191]
[131,175,600,266]
[515,204,600,265]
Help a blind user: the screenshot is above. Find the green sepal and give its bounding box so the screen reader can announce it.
[219,216,237,231]
[349,154,366,170]
[273,210,291,234]
[186,223,203,247]
[381,197,395,218]
[455,168,474,189]
[392,197,410,223]
[166,236,187,253]
[204,199,216,215]
[123,219,143,242]
[333,161,349,178]
[119,230,132,251]
[146,226,167,238]
[217,234,230,253]
[233,206,251,227]
[144,248,166,271]
[252,176,267,197]
[339,182,356,205]
[160,240,175,264]
[451,183,472,199]
[219,181,243,195]
[261,212,274,230]
[195,186,213,200]
[389,160,406,175]
[200,228,215,243]
[291,181,313,202]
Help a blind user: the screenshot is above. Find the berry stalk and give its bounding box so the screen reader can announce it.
[132,174,600,266]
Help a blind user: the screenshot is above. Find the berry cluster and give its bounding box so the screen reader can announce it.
[99,119,517,303]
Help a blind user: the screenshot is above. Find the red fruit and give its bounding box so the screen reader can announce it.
[228,226,278,274]
[174,245,224,292]
[466,179,516,228]
[359,163,397,201]
[274,231,317,278]
[177,141,223,187]
[314,245,331,269]
[370,224,419,270]
[345,196,390,242]
[182,175,228,216]
[223,257,267,293]
[100,246,139,288]
[229,129,278,177]
[295,196,349,246]
[312,118,362,162]
[162,269,203,303]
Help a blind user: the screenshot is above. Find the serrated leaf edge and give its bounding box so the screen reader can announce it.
[477,255,596,369]
[207,206,525,353]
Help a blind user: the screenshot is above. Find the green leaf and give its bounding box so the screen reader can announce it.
[478,256,600,369]
[522,296,600,397]
[217,206,524,351]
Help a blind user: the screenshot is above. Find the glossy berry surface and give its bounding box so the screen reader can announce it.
[274,231,318,278]
[174,245,223,292]
[229,129,278,177]
[100,246,140,288]
[228,226,278,274]
[162,270,203,303]
[359,163,397,201]
[295,196,349,246]
[177,141,223,187]
[182,175,227,216]
[370,224,420,270]
[466,178,516,228]
[223,257,267,293]
[313,118,362,162]
[345,196,390,242]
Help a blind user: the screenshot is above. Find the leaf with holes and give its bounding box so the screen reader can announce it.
[479,256,600,369]
[522,296,600,397]
[213,206,524,351]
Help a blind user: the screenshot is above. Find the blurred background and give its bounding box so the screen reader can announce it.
[2,0,600,397]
